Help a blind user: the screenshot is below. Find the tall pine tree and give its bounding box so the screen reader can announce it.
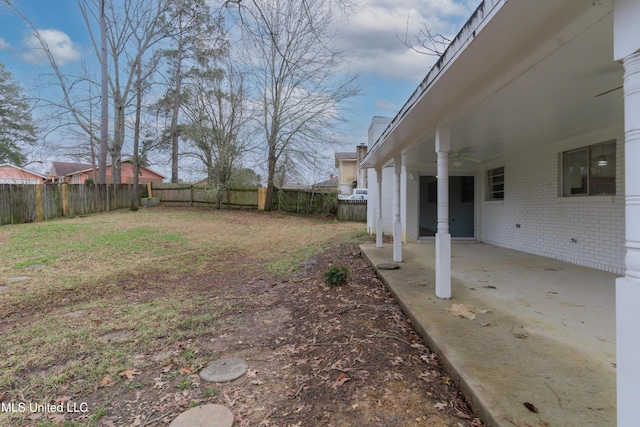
[0,63,37,166]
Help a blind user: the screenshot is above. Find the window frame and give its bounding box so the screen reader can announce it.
[486,167,505,201]
[562,141,616,197]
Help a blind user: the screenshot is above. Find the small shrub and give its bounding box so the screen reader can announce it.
[324,266,348,286]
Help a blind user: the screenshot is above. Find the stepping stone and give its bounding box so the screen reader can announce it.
[199,358,248,383]
[377,263,400,270]
[8,276,30,282]
[0,286,8,291]
[25,264,46,270]
[169,404,234,427]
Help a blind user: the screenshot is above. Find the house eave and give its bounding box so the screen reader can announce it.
[362,0,615,169]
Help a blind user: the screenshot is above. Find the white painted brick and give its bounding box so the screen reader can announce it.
[366,123,625,274]
[481,127,625,274]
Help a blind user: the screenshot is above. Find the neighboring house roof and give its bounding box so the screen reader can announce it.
[0,163,46,183]
[70,160,166,180]
[49,161,92,178]
[281,182,311,190]
[314,175,338,188]
[49,160,166,180]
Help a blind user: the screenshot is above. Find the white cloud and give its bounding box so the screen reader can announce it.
[20,29,82,65]
[375,99,397,110]
[335,0,481,82]
[0,38,10,50]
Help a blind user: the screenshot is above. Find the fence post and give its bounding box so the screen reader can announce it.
[61,183,69,216]
[35,184,43,222]
[258,187,267,210]
[147,182,153,198]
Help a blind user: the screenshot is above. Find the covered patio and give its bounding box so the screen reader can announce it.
[361,1,640,423]
[361,241,616,427]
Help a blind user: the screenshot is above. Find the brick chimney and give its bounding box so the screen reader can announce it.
[356,143,368,189]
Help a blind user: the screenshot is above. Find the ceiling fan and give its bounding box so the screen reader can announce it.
[451,152,482,167]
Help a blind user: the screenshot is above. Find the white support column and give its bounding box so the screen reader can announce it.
[615,2,640,424]
[393,156,402,262]
[435,125,451,299]
[376,168,383,248]
[616,50,640,427]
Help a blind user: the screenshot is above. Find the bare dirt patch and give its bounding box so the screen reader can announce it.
[0,210,483,427]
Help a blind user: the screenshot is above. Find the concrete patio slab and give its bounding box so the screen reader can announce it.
[360,242,616,427]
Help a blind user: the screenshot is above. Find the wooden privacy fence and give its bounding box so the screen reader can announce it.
[1,182,366,225]
[337,199,367,221]
[151,183,350,217]
[0,183,142,226]
[150,183,258,209]
[273,188,338,216]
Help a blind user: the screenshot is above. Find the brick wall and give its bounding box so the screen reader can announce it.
[480,124,625,274]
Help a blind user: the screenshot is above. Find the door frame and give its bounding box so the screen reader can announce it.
[417,173,478,240]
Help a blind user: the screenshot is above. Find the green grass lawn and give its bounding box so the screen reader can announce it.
[0,208,366,426]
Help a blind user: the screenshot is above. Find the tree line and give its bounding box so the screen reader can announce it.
[1,0,360,210]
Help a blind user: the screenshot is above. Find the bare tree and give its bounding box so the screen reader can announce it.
[78,0,170,183]
[224,0,361,211]
[2,1,104,174]
[99,0,108,183]
[399,18,451,57]
[4,0,170,184]
[180,56,254,207]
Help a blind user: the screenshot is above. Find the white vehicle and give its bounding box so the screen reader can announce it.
[352,188,368,197]
[349,194,367,200]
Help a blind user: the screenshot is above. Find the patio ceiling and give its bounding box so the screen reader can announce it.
[363,0,623,169]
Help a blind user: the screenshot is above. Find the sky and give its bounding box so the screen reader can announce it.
[0,0,481,181]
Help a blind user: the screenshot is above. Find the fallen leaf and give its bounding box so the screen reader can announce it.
[447,303,490,320]
[54,396,71,403]
[49,413,65,423]
[524,401,538,413]
[0,391,6,402]
[447,304,477,320]
[179,365,193,375]
[434,402,447,410]
[99,375,113,388]
[119,369,142,380]
[456,410,473,419]
[331,373,350,389]
[153,377,167,389]
[246,368,258,378]
[162,364,174,373]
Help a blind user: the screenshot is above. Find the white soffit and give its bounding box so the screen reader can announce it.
[363,0,620,169]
